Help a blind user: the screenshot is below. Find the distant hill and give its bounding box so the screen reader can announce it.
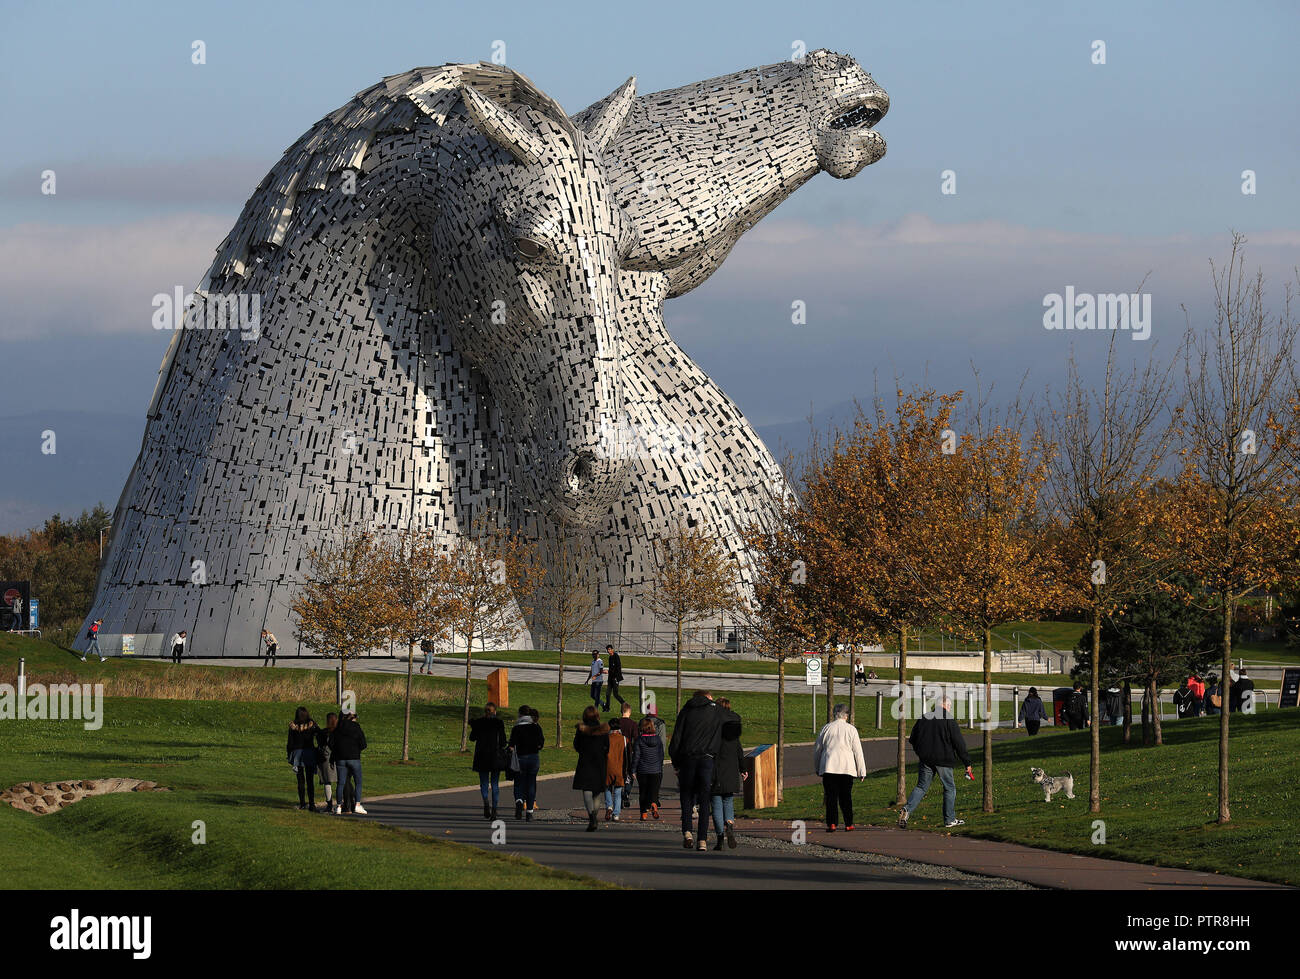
[0,411,141,534]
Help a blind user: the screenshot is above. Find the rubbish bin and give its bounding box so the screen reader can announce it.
[743,744,776,810]
[1052,687,1073,726]
[488,668,509,709]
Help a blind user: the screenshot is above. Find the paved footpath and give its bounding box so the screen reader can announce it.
[360,736,1277,890]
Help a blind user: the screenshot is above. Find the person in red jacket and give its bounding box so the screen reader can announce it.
[1187,675,1205,716]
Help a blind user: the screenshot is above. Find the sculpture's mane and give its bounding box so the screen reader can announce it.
[204,62,576,286]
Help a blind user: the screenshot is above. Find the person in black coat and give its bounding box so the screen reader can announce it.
[602,643,627,711]
[708,698,746,850]
[897,696,972,830]
[668,690,726,849]
[508,704,546,820]
[1064,681,1089,730]
[314,712,337,811]
[286,706,319,811]
[469,702,507,820]
[1229,669,1255,713]
[572,706,610,832]
[332,711,368,815]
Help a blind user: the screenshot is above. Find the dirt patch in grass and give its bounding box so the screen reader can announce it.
[2,778,170,815]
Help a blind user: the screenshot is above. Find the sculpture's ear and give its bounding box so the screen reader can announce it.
[579,76,636,153]
[461,85,545,166]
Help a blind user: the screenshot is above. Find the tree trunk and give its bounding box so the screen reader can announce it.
[1150,676,1163,746]
[982,625,993,813]
[402,640,414,762]
[825,652,835,724]
[675,619,684,714]
[848,650,856,726]
[459,622,475,752]
[895,625,908,806]
[556,640,566,750]
[339,656,348,708]
[1090,602,1101,813]
[1218,597,1232,823]
[1140,684,1152,746]
[777,657,786,803]
[1122,678,1132,745]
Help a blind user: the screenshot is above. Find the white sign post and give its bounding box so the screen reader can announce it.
[805,655,822,735]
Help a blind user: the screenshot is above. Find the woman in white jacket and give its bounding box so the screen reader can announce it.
[813,703,867,831]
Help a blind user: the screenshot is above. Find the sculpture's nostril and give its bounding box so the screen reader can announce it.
[565,452,595,493]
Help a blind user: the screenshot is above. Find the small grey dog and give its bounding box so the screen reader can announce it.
[1030,767,1075,802]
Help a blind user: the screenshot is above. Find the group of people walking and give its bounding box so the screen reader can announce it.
[462,688,749,851]
[284,707,368,814]
[469,702,545,820]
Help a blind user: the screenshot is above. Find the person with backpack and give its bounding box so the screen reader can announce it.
[573,707,611,832]
[81,618,106,662]
[1019,687,1048,736]
[315,712,338,812]
[631,716,665,820]
[1065,681,1089,730]
[602,643,627,711]
[332,710,368,815]
[469,702,507,820]
[898,695,973,830]
[508,704,545,820]
[1174,679,1194,719]
[286,706,319,811]
[709,697,747,849]
[668,690,727,851]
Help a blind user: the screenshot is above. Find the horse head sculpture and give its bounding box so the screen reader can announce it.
[85,53,889,656]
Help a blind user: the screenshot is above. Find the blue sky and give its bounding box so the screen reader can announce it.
[1,0,1297,530]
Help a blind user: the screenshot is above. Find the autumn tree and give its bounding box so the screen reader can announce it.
[292,531,390,697]
[939,384,1062,812]
[1161,233,1300,822]
[446,526,541,752]
[529,531,613,746]
[741,500,817,802]
[378,529,460,762]
[639,522,741,713]
[1072,581,1219,746]
[1039,333,1177,813]
[799,390,963,805]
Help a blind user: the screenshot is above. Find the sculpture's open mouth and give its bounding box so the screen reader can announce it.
[827,96,887,132]
[816,91,889,176]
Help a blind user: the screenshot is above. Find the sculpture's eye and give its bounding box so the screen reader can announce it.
[514,236,545,259]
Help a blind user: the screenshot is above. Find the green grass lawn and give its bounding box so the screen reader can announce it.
[751,710,1300,885]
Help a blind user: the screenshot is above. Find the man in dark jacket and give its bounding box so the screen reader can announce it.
[1229,669,1255,713]
[1065,681,1089,730]
[601,643,627,711]
[898,696,972,830]
[669,690,727,850]
[332,711,368,815]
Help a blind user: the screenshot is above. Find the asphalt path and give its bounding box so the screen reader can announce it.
[358,733,1028,890]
